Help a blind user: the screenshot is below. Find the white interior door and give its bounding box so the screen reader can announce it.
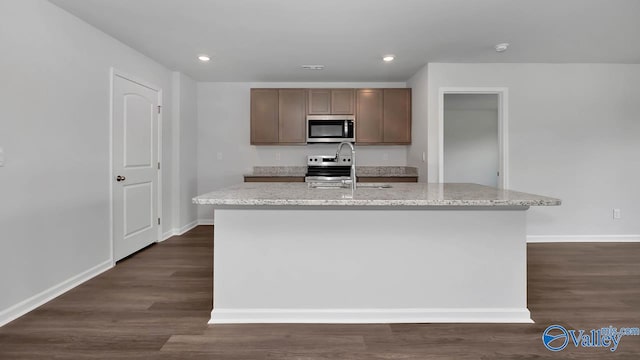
[112,73,160,262]
[443,94,499,187]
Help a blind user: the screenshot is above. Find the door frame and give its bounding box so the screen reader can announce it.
[438,87,509,189]
[109,68,163,266]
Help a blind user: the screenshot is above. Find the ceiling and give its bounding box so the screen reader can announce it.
[49,0,640,82]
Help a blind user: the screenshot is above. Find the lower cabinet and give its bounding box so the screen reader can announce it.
[244,176,305,182]
[244,176,417,183]
[358,177,417,183]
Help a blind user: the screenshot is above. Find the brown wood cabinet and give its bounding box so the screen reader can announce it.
[355,89,384,144]
[243,176,417,183]
[278,89,306,143]
[355,88,411,145]
[251,89,306,145]
[383,88,411,144]
[244,176,305,182]
[330,89,355,114]
[251,87,410,145]
[358,176,417,183]
[307,89,355,115]
[250,89,279,144]
[307,89,331,114]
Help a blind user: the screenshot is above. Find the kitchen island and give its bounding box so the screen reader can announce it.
[194,183,560,324]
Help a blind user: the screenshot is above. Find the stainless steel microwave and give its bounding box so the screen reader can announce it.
[306,115,355,143]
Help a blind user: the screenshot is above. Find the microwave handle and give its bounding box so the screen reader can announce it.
[344,120,348,137]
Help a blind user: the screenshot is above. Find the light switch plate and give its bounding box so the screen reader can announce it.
[0,147,4,166]
[613,208,621,219]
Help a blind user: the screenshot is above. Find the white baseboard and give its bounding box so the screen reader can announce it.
[160,220,201,241]
[527,235,640,243]
[209,308,533,324]
[197,219,214,226]
[0,260,113,327]
[161,229,177,241]
[177,220,198,235]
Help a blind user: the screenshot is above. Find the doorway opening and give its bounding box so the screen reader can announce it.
[438,88,509,189]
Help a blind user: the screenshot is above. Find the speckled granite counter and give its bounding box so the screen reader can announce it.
[244,166,418,178]
[193,182,560,207]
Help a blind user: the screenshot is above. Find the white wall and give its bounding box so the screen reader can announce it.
[425,63,640,238]
[0,0,177,324]
[197,82,407,221]
[443,94,499,187]
[406,64,429,181]
[171,72,198,234]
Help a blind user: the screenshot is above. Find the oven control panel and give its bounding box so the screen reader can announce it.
[307,155,352,166]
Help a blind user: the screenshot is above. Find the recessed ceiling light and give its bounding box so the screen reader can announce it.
[198,55,211,62]
[301,65,325,70]
[382,55,395,62]
[494,43,509,52]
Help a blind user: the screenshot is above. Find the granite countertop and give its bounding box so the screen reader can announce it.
[193,182,561,207]
[244,166,418,177]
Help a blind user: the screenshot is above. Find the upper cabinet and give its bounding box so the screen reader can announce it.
[308,89,355,115]
[382,89,411,144]
[355,89,384,144]
[355,88,411,145]
[250,89,279,144]
[251,88,306,145]
[251,87,410,145]
[278,89,307,144]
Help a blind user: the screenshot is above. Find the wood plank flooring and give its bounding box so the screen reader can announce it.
[1,226,639,359]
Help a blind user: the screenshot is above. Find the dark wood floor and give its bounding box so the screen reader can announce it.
[1,226,639,359]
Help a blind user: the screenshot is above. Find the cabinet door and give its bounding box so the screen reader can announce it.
[307,89,331,114]
[356,89,383,144]
[331,89,355,114]
[383,89,411,144]
[278,89,307,144]
[251,89,279,144]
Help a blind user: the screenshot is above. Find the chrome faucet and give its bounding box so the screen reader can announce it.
[336,141,356,191]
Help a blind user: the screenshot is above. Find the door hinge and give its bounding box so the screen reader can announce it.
[157,162,161,170]
[157,105,162,114]
[158,218,161,225]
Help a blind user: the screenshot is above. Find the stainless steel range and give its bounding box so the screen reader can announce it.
[305,155,353,183]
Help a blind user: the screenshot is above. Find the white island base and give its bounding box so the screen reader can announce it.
[211,207,532,324]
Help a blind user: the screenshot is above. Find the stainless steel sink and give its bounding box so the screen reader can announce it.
[357,184,393,189]
[307,182,349,189]
[307,182,392,190]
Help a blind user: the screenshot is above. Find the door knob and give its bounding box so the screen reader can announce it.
[116,175,126,182]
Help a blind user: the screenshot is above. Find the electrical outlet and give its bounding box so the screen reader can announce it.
[383,153,389,161]
[216,152,223,160]
[613,209,621,219]
[422,152,426,162]
[0,147,4,166]
[275,152,281,161]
